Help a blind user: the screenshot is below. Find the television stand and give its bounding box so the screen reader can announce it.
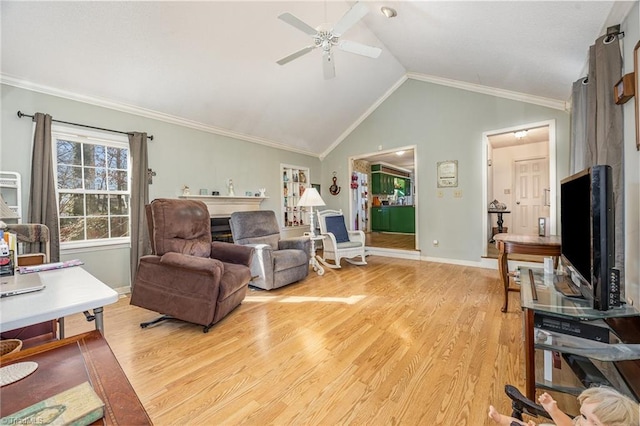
[520,267,640,402]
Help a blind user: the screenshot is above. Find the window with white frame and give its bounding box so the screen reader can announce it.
[52,125,130,247]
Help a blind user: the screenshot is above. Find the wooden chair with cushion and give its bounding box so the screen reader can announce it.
[317,209,367,269]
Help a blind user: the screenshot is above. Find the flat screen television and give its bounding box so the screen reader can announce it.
[560,165,615,310]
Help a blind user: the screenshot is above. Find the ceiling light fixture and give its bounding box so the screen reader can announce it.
[396,150,405,156]
[381,6,397,18]
[514,130,528,139]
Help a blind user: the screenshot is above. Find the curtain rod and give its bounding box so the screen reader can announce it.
[16,111,154,141]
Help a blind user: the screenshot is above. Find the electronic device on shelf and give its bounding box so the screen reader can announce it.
[560,165,619,311]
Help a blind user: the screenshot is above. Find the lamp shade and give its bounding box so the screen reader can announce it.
[0,195,18,219]
[297,187,325,207]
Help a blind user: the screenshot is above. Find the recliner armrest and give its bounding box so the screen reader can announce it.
[160,252,224,275]
[279,237,311,255]
[211,241,254,267]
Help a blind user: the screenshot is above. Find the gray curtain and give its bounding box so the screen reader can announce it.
[28,113,60,262]
[128,132,150,286]
[569,34,624,288]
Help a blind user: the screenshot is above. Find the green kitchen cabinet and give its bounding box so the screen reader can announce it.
[389,206,415,233]
[371,173,381,194]
[371,206,414,233]
[371,207,390,231]
[371,173,394,195]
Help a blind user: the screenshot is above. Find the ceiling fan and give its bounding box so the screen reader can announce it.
[276,2,382,79]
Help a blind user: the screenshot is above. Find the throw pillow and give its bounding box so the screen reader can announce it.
[325,216,350,243]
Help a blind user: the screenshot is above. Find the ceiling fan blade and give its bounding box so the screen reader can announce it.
[338,40,381,58]
[278,12,317,36]
[277,46,316,65]
[332,2,369,36]
[322,51,335,80]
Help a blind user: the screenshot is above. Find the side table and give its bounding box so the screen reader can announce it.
[305,233,325,276]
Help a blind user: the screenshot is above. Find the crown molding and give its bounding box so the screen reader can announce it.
[320,74,408,160]
[0,74,320,158]
[406,72,569,112]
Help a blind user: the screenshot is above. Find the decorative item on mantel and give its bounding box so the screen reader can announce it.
[182,185,190,196]
[329,172,341,195]
[259,188,266,197]
[227,179,235,196]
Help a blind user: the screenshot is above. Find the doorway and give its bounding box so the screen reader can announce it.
[349,146,418,253]
[482,120,557,258]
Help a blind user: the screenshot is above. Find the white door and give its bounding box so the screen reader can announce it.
[513,158,549,235]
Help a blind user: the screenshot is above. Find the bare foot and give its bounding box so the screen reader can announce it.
[488,406,529,425]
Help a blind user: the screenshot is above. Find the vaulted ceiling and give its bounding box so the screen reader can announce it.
[1,1,633,158]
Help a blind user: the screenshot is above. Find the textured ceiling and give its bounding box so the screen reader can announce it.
[1,1,632,158]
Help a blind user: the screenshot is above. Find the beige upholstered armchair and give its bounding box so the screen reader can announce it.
[130,199,254,332]
[317,209,367,268]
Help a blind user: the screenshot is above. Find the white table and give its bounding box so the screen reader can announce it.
[0,266,119,337]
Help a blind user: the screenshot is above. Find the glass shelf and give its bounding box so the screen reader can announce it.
[520,267,640,320]
[534,328,640,361]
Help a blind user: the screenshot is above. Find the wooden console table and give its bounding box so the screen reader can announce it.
[494,233,561,312]
[0,330,151,425]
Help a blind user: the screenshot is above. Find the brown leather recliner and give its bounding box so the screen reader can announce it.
[130,198,254,333]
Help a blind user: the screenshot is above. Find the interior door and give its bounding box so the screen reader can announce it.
[513,157,549,235]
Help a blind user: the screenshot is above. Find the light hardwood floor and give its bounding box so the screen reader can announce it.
[365,232,416,251]
[65,257,529,425]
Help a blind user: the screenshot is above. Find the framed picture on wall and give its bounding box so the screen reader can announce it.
[437,160,458,188]
[635,40,640,151]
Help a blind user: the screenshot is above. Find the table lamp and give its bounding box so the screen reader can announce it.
[297,187,325,237]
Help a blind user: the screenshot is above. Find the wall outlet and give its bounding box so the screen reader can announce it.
[504,189,511,194]
[453,190,462,198]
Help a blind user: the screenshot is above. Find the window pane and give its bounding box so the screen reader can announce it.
[84,167,107,190]
[108,170,128,191]
[54,128,130,246]
[86,217,109,240]
[56,140,81,165]
[109,195,129,215]
[86,194,108,215]
[60,217,85,242]
[57,165,83,189]
[58,193,85,217]
[83,144,106,168]
[107,147,128,170]
[110,217,129,238]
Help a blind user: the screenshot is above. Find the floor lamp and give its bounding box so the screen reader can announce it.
[297,187,326,275]
[297,187,325,237]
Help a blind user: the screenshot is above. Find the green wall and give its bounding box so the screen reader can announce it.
[321,78,570,262]
[1,84,320,289]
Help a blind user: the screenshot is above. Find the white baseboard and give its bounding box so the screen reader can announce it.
[114,286,131,295]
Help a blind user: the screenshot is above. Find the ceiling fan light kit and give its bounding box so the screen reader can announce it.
[276,2,381,79]
[380,6,397,18]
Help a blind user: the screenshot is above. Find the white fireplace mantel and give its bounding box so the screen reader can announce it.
[178,195,268,217]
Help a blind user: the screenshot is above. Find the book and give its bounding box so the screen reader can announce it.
[0,381,104,426]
